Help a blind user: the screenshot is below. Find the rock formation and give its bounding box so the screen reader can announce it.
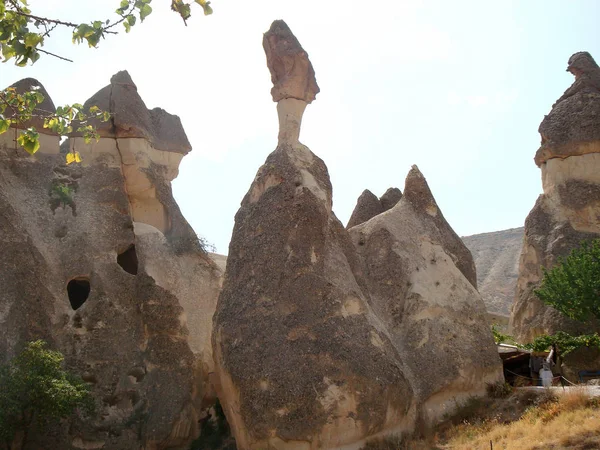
[346,189,384,228]
[463,227,524,317]
[213,21,413,450]
[379,187,403,212]
[349,167,501,424]
[213,20,501,450]
[346,187,402,229]
[511,52,600,342]
[0,75,222,449]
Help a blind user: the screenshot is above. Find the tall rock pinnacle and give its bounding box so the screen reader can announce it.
[511,51,600,342]
[213,22,412,449]
[263,20,320,144]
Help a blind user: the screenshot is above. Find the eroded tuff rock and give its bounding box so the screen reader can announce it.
[213,20,500,449]
[346,187,403,229]
[536,52,600,165]
[511,52,600,342]
[346,189,384,228]
[380,187,403,212]
[212,143,414,449]
[0,75,222,449]
[263,20,320,104]
[213,21,414,450]
[74,71,191,153]
[349,166,501,423]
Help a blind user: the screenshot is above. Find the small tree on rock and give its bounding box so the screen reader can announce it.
[535,239,600,322]
[0,340,93,450]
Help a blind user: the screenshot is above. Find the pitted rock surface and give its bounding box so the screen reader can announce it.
[346,189,384,228]
[212,143,413,449]
[349,166,501,423]
[380,187,403,211]
[346,187,403,229]
[536,52,600,165]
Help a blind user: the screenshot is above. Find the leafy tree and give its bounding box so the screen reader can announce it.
[0,0,213,156]
[535,239,600,322]
[0,340,93,450]
[522,331,600,356]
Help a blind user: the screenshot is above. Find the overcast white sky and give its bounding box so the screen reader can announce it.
[2,0,599,253]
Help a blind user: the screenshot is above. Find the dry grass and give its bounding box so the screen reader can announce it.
[363,388,600,450]
[442,388,600,450]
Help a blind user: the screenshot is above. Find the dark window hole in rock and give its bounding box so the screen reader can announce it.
[117,244,138,275]
[67,278,90,310]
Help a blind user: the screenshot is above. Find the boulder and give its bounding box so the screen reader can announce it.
[0,75,221,449]
[263,20,320,104]
[511,52,600,342]
[349,166,501,423]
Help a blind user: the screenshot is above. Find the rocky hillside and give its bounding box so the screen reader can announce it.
[462,227,524,317]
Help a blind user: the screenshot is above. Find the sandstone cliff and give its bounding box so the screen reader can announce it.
[462,227,524,317]
[510,52,600,342]
[0,74,222,449]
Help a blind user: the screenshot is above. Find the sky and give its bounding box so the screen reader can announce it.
[2,0,600,254]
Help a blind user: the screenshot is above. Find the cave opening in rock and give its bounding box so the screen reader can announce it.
[67,278,90,310]
[117,244,138,275]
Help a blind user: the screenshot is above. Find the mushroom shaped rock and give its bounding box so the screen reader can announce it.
[213,20,413,450]
[511,54,600,341]
[346,189,384,229]
[0,74,222,449]
[348,166,502,424]
[536,51,600,165]
[264,20,320,145]
[76,70,191,153]
[379,187,403,212]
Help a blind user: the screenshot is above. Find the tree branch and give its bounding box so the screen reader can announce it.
[37,49,73,63]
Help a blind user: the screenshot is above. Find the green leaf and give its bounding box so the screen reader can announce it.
[139,4,152,21]
[0,118,10,134]
[24,32,43,48]
[17,129,40,155]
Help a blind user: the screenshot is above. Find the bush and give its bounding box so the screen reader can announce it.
[0,341,93,450]
[486,381,512,399]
